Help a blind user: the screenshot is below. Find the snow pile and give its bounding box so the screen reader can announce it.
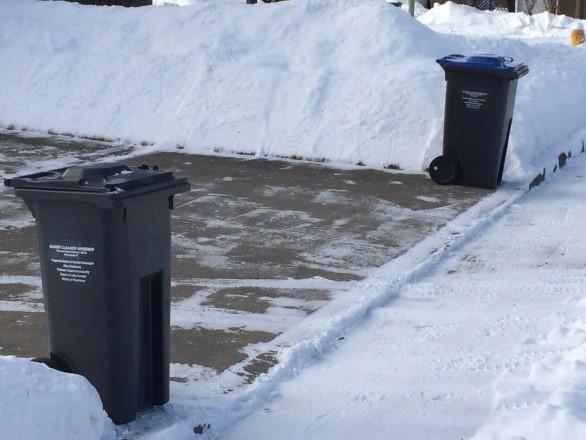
[420,2,582,41]
[474,321,586,440]
[0,0,446,172]
[0,356,115,440]
[0,0,585,179]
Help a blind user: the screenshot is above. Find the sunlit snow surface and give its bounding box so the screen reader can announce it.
[0,356,115,440]
[219,139,586,440]
[0,0,585,180]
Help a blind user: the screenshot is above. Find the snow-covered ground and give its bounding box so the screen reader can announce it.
[218,138,586,440]
[0,0,585,181]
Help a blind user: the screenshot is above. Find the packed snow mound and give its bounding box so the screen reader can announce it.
[473,320,586,440]
[0,0,446,171]
[0,0,585,178]
[0,356,115,440]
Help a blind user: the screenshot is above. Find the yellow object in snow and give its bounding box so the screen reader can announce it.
[570,23,585,46]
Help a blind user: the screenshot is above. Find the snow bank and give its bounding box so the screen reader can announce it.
[419,2,582,40]
[0,0,447,172]
[0,0,585,179]
[474,320,586,440]
[0,356,115,440]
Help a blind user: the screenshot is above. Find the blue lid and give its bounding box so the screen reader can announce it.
[437,54,529,79]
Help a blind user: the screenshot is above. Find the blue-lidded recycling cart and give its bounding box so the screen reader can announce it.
[430,54,529,189]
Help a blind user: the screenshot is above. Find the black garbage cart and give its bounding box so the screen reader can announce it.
[4,163,190,424]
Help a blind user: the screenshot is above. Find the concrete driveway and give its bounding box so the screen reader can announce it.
[0,129,489,392]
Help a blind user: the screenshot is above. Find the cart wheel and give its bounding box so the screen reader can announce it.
[429,155,458,185]
[32,355,71,373]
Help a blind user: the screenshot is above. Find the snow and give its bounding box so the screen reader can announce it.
[219,141,586,440]
[0,276,43,312]
[474,320,586,440]
[420,2,579,40]
[0,356,115,440]
[1,0,585,181]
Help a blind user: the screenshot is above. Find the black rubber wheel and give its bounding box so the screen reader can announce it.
[429,155,458,185]
[31,356,71,373]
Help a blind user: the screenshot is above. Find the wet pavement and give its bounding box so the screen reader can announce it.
[0,130,490,389]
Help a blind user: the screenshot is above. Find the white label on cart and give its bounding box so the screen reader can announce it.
[462,90,488,110]
[49,244,95,284]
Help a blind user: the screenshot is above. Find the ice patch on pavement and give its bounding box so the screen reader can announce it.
[0,300,43,313]
[170,278,347,333]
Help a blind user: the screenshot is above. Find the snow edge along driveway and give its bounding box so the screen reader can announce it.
[185,129,586,439]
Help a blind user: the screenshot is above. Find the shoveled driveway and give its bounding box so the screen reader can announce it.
[0,129,489,391]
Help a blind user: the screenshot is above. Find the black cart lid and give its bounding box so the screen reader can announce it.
[4,163,179,193]
[437,54,529,79]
